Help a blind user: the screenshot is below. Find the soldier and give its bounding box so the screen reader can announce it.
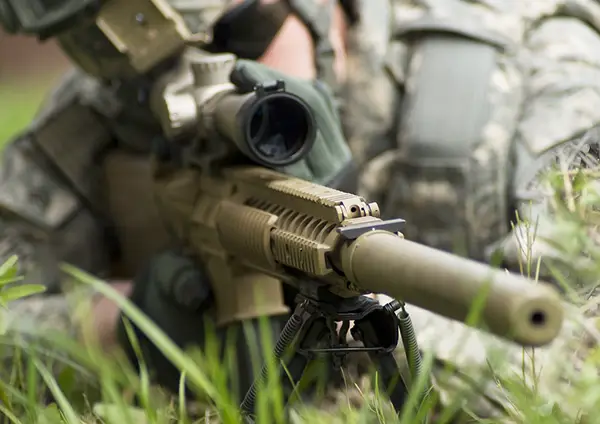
[338,0,600,419]
[343,0,600,280]
[0,0,356,403]
[0,0,598,420]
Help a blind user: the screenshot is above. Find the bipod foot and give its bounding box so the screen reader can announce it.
[239,297,356,418]
[351,302,411,413]
[239,293,412,418]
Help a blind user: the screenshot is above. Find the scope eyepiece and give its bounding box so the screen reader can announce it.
[214,80,317,168]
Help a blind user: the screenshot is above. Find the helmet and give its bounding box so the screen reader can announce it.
[0,0,192,81]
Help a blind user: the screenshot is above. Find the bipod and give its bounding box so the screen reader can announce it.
[240,288,412,419]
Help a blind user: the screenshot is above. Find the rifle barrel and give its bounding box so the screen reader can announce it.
[342,230,564,346]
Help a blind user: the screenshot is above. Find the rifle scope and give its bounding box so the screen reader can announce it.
[151,51,317,168]
[211,80,316,167]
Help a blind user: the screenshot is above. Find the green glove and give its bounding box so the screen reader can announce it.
[231,59,356,189]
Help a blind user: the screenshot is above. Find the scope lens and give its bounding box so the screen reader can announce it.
[246,94,314,165]
[249,105,268,144]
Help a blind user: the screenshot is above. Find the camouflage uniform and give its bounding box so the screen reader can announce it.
[0,0,350,331]
[3,0,600,419]
[336,0,600,418]
[341,0,600,270]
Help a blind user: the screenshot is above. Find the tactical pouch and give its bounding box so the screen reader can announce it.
[0,70,116,289]
[384,15,518,259]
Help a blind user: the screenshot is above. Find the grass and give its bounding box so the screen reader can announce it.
[0,80,600,423]
[0,78,59,146]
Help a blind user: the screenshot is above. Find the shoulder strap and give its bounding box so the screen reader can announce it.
[285,0,338,90]
[209,0,292,60]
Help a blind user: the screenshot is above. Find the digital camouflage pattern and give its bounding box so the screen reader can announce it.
[2,0,600,420]
[337,0,600,418]
[0,69,117,290]
[342,0,600,272]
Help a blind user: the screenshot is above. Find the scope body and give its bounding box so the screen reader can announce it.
[150,49,316,169]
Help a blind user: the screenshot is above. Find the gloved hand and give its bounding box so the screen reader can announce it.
[115,249,292,398]
[231,59,356,191]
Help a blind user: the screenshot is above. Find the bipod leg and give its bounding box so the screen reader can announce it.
[352,308,410,414]
[240,300,331,418]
